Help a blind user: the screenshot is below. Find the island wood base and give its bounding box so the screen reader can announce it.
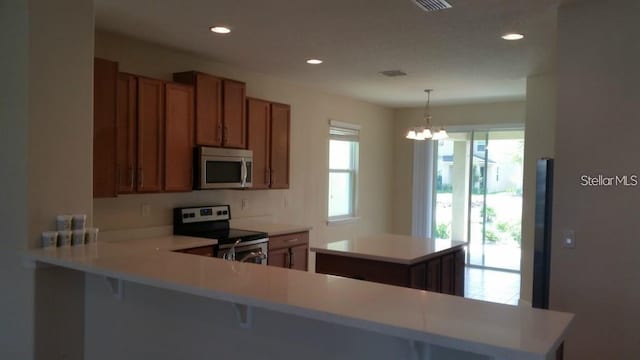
[316,247,465,296]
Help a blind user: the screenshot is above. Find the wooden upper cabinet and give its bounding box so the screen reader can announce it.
[173,71,222,146]
[270,103,290,189]
[116,73,137,194]
[137,77,165,192]
[247,98,271,189]
[164,82,194,192]
[93,58,118,198]
[222,79,247,148]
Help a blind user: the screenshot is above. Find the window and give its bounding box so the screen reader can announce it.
[328,120,360,221]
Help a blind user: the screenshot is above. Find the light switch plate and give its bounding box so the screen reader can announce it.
[562,229,575,248]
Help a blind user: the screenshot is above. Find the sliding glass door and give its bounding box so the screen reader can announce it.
[433,129,524,272]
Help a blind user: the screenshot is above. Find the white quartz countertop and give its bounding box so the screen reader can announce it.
[311,233,466,264]
[230,220,312,236]
[26,236,572,360]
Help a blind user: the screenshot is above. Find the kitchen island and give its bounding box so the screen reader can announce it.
[312,234,467,296]
[26,236,572,360]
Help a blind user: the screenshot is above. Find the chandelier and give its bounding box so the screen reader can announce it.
[405,89,448,141]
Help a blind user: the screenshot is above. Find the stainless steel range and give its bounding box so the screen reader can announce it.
[173,205,268,265]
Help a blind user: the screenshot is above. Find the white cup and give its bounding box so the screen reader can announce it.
[85,228,99,244]
[41,231,58,249]
[72,229,85,246]
[58,230,72,247]
[72,214,86,230]
[56,215,72,231]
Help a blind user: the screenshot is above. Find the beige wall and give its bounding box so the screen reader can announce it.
[552,0,640,358]
[0,0,31,357]
[0,0,94,359]
[93,31,395,261]
[520,73,556,305]
[392,101,526,235]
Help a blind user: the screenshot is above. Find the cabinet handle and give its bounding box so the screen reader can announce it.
[284,238,299,244]
[217,123,222,143]
[271,170,275,186]
[290,249,295,268]
[129,165,134,189]
[265,169,270,185]
[285,251,290,268]
[223,125,228,144]
[138,167,143,188]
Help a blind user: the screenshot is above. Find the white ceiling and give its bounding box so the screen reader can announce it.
[95,0,563,107]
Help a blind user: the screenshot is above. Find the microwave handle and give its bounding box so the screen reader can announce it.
[241,158,247,187]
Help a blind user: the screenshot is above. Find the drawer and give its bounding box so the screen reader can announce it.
[269,231,309,250]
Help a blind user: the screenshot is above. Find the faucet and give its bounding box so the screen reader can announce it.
[223,239,242,261]
[239,251,267,263]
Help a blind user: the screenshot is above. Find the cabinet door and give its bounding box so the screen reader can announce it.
[222,80,246,148]
[270,103,290,188]
[441,253,455,295]
[426,258,442,292]
[454,249,465,296]
[117,73,137,194]
[289,244,308,271]
[137,77,164,192]
[247,98,271,189]
[195,73,222,146]
[268,247,289,268]
[93,58,118,198]
[164,83,194,192]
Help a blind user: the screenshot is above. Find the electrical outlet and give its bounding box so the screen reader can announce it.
[241,199,248,210]
[141,203,150,217]
[562,229,575,248]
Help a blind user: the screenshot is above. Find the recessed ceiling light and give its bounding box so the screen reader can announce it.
[306,59,323,65]
[501,33,524,41]
[210,26,231,34]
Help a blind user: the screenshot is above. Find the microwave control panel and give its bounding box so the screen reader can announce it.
[180,205,230,224]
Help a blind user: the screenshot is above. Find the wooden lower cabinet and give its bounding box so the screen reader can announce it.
[268,247,290,268]
[267,231,309,271]
[316,247,465,296]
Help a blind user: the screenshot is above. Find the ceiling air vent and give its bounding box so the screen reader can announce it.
[411,0,452,12]
[380,70,407,77]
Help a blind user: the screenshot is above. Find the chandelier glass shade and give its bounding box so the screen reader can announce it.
[405,90,448,141]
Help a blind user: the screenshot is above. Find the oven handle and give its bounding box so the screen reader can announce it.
[241,158,247,187]
[218,238,268,249]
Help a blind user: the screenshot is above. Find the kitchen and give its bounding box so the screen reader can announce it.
[3,0,638,359]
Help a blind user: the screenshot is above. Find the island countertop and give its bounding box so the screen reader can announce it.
[25,236,572,360]
[311,233,467,265]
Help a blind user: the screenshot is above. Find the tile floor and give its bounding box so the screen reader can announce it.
[464,267,521,305]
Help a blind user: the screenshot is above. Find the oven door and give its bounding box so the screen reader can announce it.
[217,239,268,265]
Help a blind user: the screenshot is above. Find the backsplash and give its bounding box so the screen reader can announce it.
[93,189,292,231]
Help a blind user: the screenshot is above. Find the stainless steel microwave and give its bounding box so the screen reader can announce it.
[195,147,253,189]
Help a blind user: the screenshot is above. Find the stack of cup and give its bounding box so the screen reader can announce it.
[41,231,58,249]
[71,214,86,246]
[41,213,98,249]
[56,215,73,247]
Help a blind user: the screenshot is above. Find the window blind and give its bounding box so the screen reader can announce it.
[329,120,360,142]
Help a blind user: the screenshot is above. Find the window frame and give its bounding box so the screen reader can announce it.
[327,120,360,224]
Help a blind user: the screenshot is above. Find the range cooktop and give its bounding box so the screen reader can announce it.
[173,205,267,245]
